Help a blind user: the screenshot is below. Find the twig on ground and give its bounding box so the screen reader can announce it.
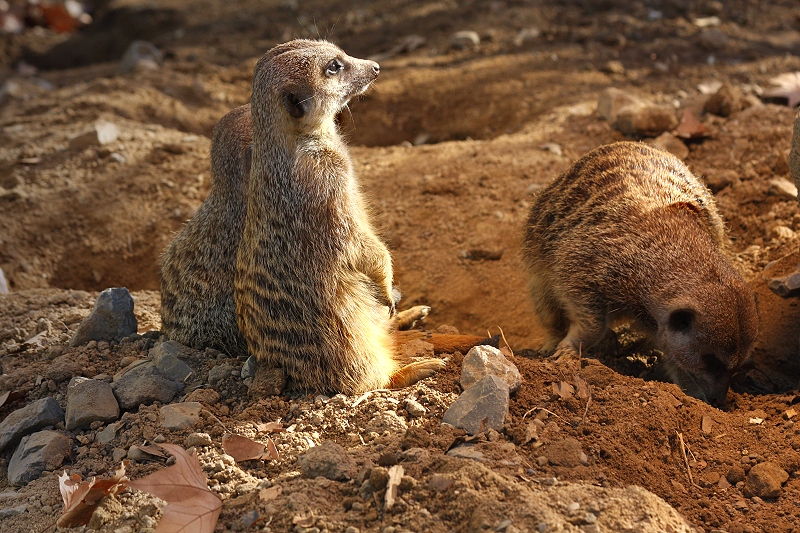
[676,431,695,487]
[522,406,562,420]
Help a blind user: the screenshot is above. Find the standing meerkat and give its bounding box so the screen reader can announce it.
[160,103,253,355]
[235,39,444,395]
[522,142,758,405]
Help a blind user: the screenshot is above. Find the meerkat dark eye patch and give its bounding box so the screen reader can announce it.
[282,91,309,119]
[668,309,694,332]
[701,353,727,374]
[325,58,344,76]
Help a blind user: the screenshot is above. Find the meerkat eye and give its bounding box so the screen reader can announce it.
[668,309,694,333]
[325,58,344,76]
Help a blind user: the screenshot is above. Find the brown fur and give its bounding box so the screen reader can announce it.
[160,104,253,355]
[522,142,758,405]
[235,39,443,395]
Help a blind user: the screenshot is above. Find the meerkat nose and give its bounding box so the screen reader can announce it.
[371,62,380,76]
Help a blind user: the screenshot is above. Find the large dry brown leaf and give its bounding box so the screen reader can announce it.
[128,443,222,533]
[222,433,279,462]
[57,462,129,527]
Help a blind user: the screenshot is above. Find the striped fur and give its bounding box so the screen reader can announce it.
[236,40,436,394]
[160,104,253,355]
[523,142,757,405]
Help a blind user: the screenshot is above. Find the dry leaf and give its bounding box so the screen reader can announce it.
[57,462,128,527]
[222,434,279,462]
[256,420,285,433]
[674,109,710,139]
[137,444,169,459]
[0,390,9,409]
[573,376,589,401]
[384,465,404,510]
[128,443,222,533]
[259,485,282,501]
[552,381,574,399]
[763,72,800,107]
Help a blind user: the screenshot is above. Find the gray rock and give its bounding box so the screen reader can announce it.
[297,441,357,481]
[743,461,789,499]
[442,374,509,435]
[68,121,120,150]
[69,287,137,346]
[113,364,177,410]
[111,448,127,462]
[0,267,8,294]
[446,444,487,462]
[615,103,678,137]
[0,504,27,518]
[208,362,234,385]
[399,447,430,463]
[65,377,120,430]
[450,30,480,50]
[160,402,203,431]
[241,356,257,379]
[8,430,71,486]
[96,422,121,445]
[596,88,641,122]
[768,177,798,200]
[0,397,64,452]
[461,345,522,394]
[185,432,213,447]
[120,41,163,72]
[404,399,427,418]
[366,410,407,434]
[151,340,193,383]
[767,271,800,298]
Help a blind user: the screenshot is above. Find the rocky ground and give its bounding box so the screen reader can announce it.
[2,0,800,532]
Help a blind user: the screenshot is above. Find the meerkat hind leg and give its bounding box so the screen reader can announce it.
[387,359,447,389]
[394,305,431,330]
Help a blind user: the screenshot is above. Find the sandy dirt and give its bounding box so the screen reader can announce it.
[1,0,800,532]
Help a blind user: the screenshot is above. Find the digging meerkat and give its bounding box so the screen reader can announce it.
[234,39,445,394]
[522,142,758,405]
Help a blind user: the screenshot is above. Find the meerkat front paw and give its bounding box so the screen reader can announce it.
[394,305,431,330]
[552,341,581,361]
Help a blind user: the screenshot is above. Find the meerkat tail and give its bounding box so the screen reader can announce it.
[387,359,447,389]
[395,331,496,355]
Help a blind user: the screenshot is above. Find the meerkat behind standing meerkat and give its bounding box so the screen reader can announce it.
[235,40,444,395]
[160,104,253,355]
[522,142,758,405]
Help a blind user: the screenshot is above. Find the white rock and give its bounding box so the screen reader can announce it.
[768,178,798,200]
[461,345,522,393]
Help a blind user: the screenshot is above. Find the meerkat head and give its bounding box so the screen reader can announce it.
[656,281,758,405]
[251,39,380,133]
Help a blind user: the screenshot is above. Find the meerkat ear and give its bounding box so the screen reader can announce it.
[282,90,311,119]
